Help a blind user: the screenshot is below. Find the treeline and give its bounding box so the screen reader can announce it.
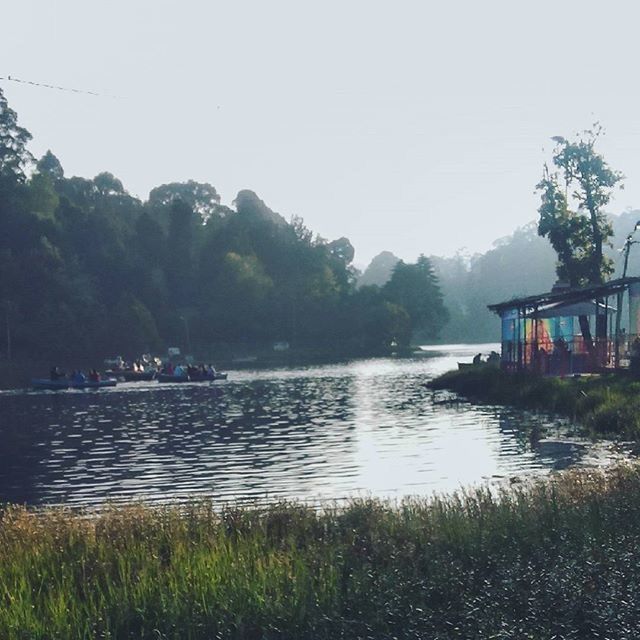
[0,88,448,362]
[359,226,558,343]
[361,211,640,344]
[433,211,640,343]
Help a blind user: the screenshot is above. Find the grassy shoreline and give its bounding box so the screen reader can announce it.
[428,365,640,439]
[3,466,640,638]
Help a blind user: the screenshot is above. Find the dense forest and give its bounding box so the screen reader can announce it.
[4,87,640,364]
[0,88,448,363]
[361,211,640,344]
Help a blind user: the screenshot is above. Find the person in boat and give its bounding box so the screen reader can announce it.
[162,362,174,375]
[207,364,217,378]
[89,369,101,382]
[173,364,185,378]
[50,366,62,381]
[472,353,483,365]
[72,370,86,384]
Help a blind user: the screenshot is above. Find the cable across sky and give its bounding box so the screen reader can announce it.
[0,75,120,98]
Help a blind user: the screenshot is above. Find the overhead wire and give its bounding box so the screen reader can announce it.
[0,75,121,98]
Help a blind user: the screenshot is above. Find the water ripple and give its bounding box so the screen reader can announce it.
[0,346,612,507]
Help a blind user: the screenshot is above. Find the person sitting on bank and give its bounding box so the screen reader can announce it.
[472,353,483,365]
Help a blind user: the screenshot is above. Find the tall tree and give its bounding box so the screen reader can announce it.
[0,87,33,184]
[537,126,624,344]
[149,181,222,223]
[383,255,448,343]
[36,150,64,181]
[537,126,623,286]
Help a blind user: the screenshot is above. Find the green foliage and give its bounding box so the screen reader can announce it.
[0,87,33,184]
[383,255,448,343]
[3,466,640,637]
[148,180,222,223]
[537,126,624,286]
[358,250,400,287]
[0,89,449,363]
[36,150,64,181]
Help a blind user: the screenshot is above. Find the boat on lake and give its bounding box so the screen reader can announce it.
[116,369,156,382]
[31,378,118,391]
[157,371,228,383]
[157,373,189,383]
[188,371,228,382]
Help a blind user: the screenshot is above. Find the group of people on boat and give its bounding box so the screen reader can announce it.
[160,362,218,378]
[109,356,156,373]
[50,367,101,383]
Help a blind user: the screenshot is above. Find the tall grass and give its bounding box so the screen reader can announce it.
[429,366,640,438]
[3,466,640,637]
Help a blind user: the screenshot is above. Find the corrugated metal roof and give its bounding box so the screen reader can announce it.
[487,277,640,315]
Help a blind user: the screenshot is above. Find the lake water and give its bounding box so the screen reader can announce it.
[0,344,616,508]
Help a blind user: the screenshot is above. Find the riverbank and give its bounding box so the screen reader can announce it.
[428,365,640,439]
[2,465,640,638]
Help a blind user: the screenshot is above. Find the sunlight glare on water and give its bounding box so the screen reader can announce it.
[0,345,599,507]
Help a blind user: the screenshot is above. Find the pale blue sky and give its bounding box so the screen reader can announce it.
[2,0,640,265]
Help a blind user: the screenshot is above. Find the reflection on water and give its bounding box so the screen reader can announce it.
[0,344,605,507]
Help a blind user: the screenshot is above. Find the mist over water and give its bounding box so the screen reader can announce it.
[0,345,606,508]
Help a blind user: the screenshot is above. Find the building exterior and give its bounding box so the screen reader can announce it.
[487,277,640,375]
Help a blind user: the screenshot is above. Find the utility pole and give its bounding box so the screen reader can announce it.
[615,222,640,368]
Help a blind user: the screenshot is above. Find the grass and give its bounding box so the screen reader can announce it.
[428,365,640,439]
[3,466,640,637]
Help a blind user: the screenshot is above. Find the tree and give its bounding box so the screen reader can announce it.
[149,181,222,222]
[36,150,64,181]
[0,87,33,183]
[383,255,448,342]
[537,126,623,287]
[537,126,624,345]
[234,190,287,226]
[358,251,400,288]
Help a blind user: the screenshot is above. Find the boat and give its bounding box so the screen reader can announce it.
[72,378,118,389]
[120,370,156,382]
[188,371,228,382]
[31,378,118,390]
[457,362,475,370]
[31,378,70,391]
[157,373,189,383]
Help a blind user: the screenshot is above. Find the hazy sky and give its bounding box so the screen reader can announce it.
[2,0,640,265]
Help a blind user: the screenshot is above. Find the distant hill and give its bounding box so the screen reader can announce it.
[358,251,400,287]
[430,223,557,343]
[426,210,640,344]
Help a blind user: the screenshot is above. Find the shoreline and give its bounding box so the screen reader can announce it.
[428,365,640,440]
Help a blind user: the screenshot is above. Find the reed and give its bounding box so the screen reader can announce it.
[3,465,640,638]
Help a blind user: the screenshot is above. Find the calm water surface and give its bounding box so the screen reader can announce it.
[0,345,609,507]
